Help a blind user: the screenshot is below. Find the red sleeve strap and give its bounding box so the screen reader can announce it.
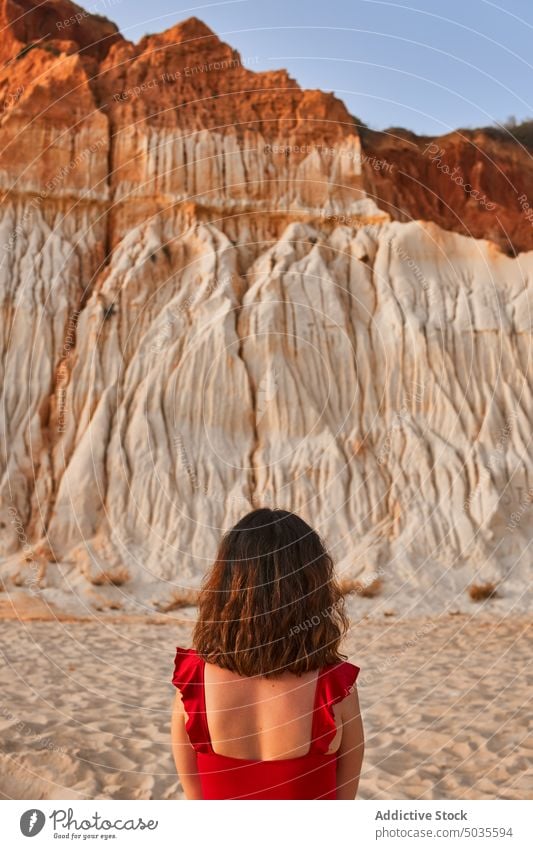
[311,661,360,754]
[172,647,212,753]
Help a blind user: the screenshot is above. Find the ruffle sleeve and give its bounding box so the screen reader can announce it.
[312,661,360,754]
[172,647,212,753]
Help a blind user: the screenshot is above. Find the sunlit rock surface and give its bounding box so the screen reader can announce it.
[0,1,531,615]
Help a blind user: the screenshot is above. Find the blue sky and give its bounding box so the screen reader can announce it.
[96,0,532,135]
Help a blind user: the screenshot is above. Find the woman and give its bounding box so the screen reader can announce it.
[171,508,364,800]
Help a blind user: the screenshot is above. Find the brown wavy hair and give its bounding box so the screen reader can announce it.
[193,508,348,677]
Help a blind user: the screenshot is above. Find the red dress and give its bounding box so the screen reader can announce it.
[172,647,360,800]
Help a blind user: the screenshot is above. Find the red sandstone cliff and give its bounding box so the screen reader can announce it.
[0,0,531,252]
[0,0,531,617]
[360,126,533,255]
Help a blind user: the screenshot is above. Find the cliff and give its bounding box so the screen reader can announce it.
[360,125,533,255]
[0,0,531,616]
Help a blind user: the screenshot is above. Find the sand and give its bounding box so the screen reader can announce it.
[0,610,531,800]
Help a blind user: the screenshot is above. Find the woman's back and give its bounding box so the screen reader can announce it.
[172,647,361,800]
[204,662,331,761]
[170,508,365,799]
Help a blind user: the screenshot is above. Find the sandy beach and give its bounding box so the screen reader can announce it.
[0,609,530,800]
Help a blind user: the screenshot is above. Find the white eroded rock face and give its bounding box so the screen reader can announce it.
[0,8,530,618]
[1,192,531,614]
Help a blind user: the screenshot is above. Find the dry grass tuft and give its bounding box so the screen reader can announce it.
[89,566,130,587]
[157,588,198,612]
[468,582,498,602]
[340,577,383,598]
